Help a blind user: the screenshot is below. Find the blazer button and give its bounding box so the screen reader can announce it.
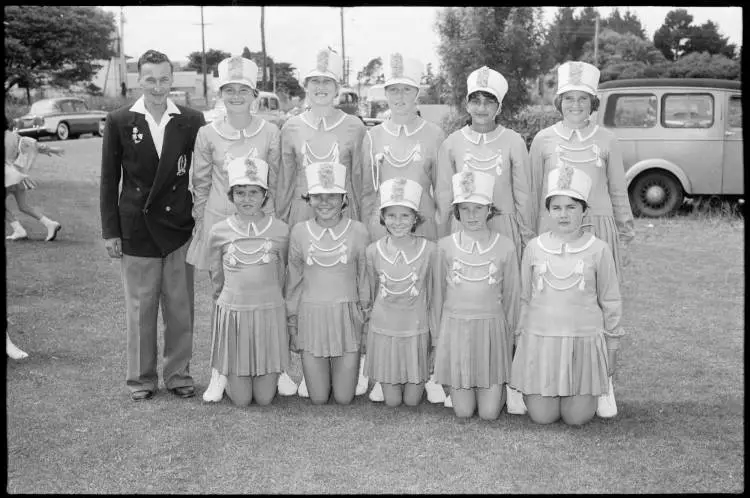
[165,206,171,212]
[136,187,141,192]
[172,186,176,191]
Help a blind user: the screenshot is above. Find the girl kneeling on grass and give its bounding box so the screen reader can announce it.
[363,177,441,407]
[510,165,624,425]
[285,162,371,405]
[433,170,520,420]
[204,156,290,406]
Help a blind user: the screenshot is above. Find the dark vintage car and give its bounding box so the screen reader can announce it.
[13,97,108,140]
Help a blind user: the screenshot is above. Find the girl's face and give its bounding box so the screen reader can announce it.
[309,193,345,222]
[560,90,593,126]
[305,77,338,107]
[221,83,255,114]
[231,185,266,217]
[385,84,419,117]
[548,195,585,235]
[382,205,416,238]
[466,92,499,127]
[457,202,490,231]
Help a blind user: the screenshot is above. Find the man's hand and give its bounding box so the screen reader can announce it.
[105,237,123,258]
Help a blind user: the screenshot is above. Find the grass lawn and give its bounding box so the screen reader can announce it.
[5,136,744,493]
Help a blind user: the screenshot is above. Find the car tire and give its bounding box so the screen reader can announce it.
[96,120,106,137]
[629,171,684,218]
[56,122,70,141]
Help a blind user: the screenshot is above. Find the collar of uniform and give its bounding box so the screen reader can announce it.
[129,96,181,117]
[461,125,506,145]
[300,109,347,131]
[377,237,426,265]
[453,231,500,255]
[383,116,426,137]
[228,214,273,237]
[553,121,598,142]
[536,232,595,254]
[306,217,352,241]
[211,115,266,141]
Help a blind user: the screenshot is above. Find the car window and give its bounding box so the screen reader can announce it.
[604,93,657,128]
[58,100,75,113]
[29,101,59,115]
[258,97,268,111]
[662,93,714,128]
[269,98,279,111]
[728,95,742,129]
[72,100,88,112]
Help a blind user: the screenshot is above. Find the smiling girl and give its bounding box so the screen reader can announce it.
[433,170,520,420]
[362,177,441,407]
[510,166,625,425]
[203,156,290,406]
[285,162,370,405]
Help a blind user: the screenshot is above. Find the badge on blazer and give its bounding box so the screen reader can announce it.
[131,126,143,144]
[177,154,187,176]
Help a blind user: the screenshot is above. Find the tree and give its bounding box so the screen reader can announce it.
[4,6,117,99]
[687,20,737,59]
[239,47,303,98]
[580,29,668,82]
[260,6,267,90]
[601,8,646,39]
[435,7,545,116]
[186,49,231,76]
[541,7,599,70]
[663,51,740,80]
[653,9,696,61]
[359,57,382,85]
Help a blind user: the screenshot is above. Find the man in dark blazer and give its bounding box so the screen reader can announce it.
[100,49,206,401]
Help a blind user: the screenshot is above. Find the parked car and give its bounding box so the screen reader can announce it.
[203,91,286,128]
[596,78,743,217]
[13,97,108,140]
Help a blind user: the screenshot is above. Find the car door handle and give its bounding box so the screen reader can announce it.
[725,131,736,136]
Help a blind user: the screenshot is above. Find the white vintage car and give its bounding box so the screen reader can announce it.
[13,97,108,140]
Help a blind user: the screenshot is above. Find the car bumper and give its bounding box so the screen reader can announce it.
[14,125,55,138]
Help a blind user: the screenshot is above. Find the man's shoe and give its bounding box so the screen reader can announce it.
[130,390,154,401]
[169,386,196,398]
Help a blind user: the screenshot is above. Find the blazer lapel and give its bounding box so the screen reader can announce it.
[146,114,190,208]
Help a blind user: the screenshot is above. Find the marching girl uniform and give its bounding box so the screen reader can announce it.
[510,166,625,424]
[187,56,280,271]
[4,124,63,242]
[363,177,442,407]
[433,170,520,420]
[285,162,371,405]
[435,66,534,261]
[359,54,446,242]
[276,48,366,227]
[528,61,634,279]
[204,157,290,406]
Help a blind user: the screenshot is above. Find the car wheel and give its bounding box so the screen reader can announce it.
[96,120,106,137]
[629,171,684,218]
[56,122,70,140]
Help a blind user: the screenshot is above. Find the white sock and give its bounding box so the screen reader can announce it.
[7,333,29,360]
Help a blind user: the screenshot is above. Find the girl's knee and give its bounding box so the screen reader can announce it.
[528,409,560,425]
[254,392,276,406]
[384,396,402,408]
[403,396,420,407]
[229,394,253,407]
[453,406,475,418]
[333,391,354,405]
[561,410,595,426]
[478,406,501,421]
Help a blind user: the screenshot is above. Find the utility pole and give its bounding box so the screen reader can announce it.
[200,6,208,100]
[261,7,267,91]
[119,7,127,98]
[594,12,599,67]
[340,7,346,86]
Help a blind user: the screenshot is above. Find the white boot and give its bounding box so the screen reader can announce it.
[355,355,369,396]
[505,385,528,415]
[297,376,309,398]
[7,332,29,360]
[202,368,227,402]
[425,375,447,404]
[596,376,618,418]
[277,371,298,396]
[444,394,453,408]
[6,221,28,241]
[40,216,61,242]
[368,381,384,402]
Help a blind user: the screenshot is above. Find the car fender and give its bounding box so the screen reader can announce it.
[625,159,693,195]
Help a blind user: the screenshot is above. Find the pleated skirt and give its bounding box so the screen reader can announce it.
[298,301,363,358]
[510,332,610,397]
[364,327,431,384]
[434,313,512,389]
[211,303,290,377]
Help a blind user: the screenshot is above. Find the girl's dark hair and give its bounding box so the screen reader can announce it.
[302,192,349,211]
[378,207,424,233]
[553,93,600,114]
[453,203,499,221]
[227,185,269,207]
[545,195,589,212]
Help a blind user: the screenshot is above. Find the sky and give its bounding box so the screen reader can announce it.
[101,6,742,81]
